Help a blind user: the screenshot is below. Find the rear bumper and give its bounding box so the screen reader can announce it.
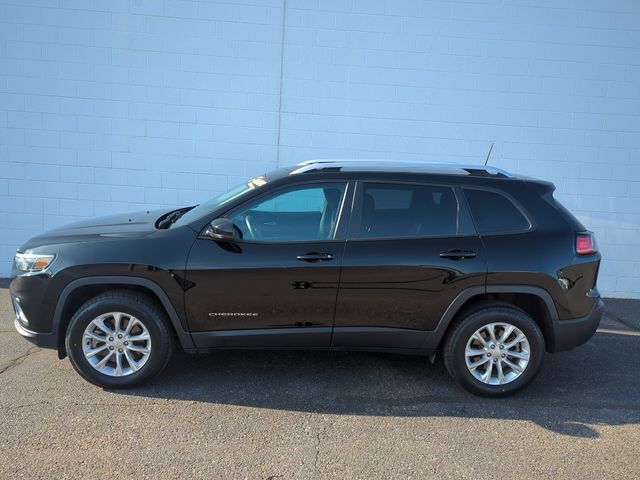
[549,298,604,352]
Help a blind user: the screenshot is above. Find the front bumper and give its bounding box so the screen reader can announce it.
[549,298,604,352]
[10,285,57,349]
[14,316,57,348]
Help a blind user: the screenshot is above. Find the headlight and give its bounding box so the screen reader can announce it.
[14,252,56,273]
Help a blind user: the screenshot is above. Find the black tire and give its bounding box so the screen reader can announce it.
[65,290,173,389]
[443,305,545,397]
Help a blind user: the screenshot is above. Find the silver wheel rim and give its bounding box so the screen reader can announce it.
[465,322,530,385]
[82,312,152,377]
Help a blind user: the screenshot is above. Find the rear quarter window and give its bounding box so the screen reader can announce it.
[463,188,531,234]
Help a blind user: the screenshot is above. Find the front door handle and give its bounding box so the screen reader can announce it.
[439,249,477,260]
[296,252,334,262]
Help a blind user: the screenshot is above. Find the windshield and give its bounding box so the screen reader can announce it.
[171,176,269,228]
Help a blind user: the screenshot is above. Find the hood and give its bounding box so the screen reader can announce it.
[20,209,171,250]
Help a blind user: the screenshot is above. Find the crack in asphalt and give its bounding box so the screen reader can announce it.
[312,420,331,475]
[313,429,322,474]
[0,347,41,375]
[0,400,183,411]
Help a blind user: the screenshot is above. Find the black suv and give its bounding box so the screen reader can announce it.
[9,160,603,397]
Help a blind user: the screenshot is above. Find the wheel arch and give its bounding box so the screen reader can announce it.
[53,276,195,359]
[426,285,559,352]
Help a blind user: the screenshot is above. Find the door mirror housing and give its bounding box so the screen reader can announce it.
[202,218,242,242]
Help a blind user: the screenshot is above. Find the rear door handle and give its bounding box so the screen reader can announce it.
[296,252,334,262]
[439,249,477,260]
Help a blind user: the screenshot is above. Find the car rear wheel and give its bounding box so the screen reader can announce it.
[443,305,544,397]
[65,290,173,388]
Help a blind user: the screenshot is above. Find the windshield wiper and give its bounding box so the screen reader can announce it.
[157,209,187,229]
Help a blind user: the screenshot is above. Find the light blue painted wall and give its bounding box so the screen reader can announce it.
[1,0,640,297]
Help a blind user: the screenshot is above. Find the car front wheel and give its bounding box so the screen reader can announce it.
[65,290,173,389]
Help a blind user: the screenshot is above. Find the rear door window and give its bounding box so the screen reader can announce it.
[355,183,459,238]
[463,188,531,233]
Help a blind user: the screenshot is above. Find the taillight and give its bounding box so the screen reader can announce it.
[576,233,597,255]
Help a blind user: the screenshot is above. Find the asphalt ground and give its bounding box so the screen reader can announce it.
[1,288,639,479]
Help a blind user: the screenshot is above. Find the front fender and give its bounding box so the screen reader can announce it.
[53,276,196,357]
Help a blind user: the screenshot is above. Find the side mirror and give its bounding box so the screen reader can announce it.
[202,218,242,243]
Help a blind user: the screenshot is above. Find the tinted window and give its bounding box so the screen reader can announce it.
[228,182,346,242]
[357,183,459,238]
[464,189,530,233]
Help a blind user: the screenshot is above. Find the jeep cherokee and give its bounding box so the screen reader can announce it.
[9,159,603,397]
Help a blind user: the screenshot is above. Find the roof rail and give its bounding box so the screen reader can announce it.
[290,159,513,178]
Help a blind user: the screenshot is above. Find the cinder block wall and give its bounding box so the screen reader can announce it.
[1,0,639,297]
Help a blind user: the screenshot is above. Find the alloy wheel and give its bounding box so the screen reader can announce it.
[464,322,530,385]
[82,312,152,377]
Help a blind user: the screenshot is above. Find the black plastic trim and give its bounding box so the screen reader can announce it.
[191,327,332,349]
[52,276,196,351]
[14,317,57,348]
[486,285,559,320]
[549,298,603,352]
[421,284,559,350]
[331,326,427,349]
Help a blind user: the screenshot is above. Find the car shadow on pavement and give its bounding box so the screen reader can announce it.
[115,317,640,439]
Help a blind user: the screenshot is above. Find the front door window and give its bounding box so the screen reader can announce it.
[228,182,347,242]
